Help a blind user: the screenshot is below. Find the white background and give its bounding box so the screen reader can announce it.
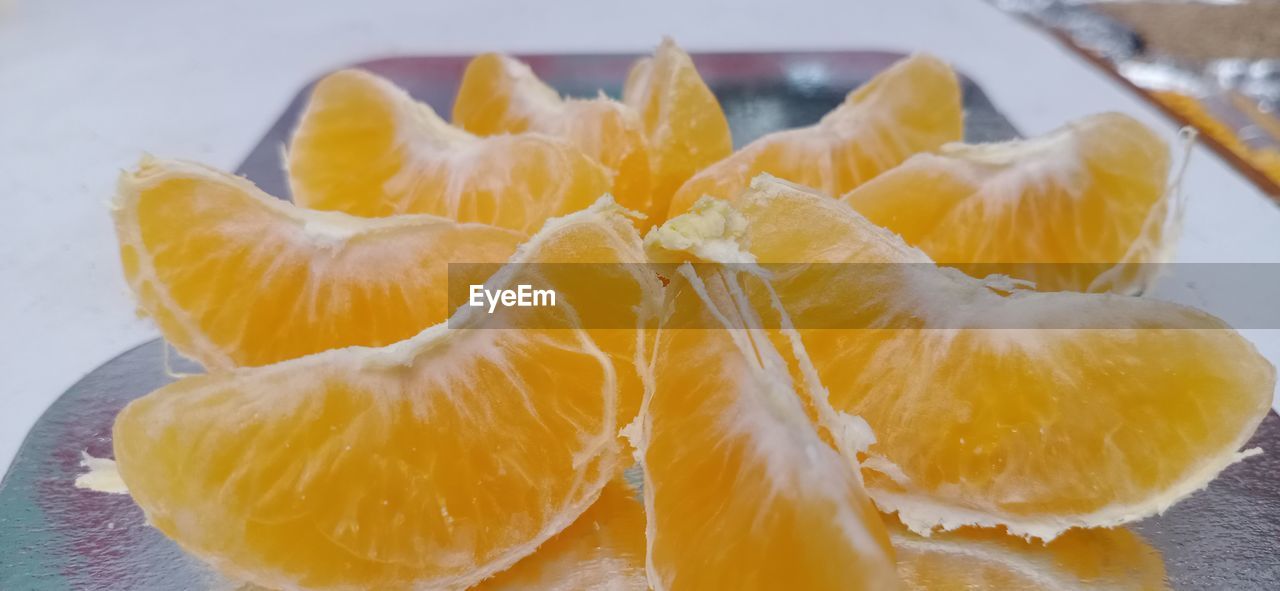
[2,0,1279,471]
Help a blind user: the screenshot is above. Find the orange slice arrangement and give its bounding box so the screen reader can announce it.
[113,201,653,590]
[654,177,1272,539]
[106,38,1275,590]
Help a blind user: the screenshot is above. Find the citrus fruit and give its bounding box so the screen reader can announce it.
[112,157,524,370]
[474,478,647,591]
[842,112,1175,293]
[890,522,1168,590]
[453,53,652,216]
[623,38,733,223]
[287,69,612,233]
[113,199,655,590]
[654,176,1275,540]
[665,53,962,218]
[630,258,899,590]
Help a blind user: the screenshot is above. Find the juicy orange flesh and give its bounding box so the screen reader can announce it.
[623,38,733,223]
[113,327,614,589]
[504,210,663,446]
[286,70,405,217]
[642,267,898,590]
[108,39,1269,589]
[112,202,664,590]
[288,69,611,234]
[118,162,523,368]
[475,479,647,591]
[843,113,1170,292]
[452,53,553,137]
[808,324,1270,517]
[700,179,1273,528]
[891,522,1168,589]
[454,53,653,215]
[665,53,962,218]
[453,198,659,461]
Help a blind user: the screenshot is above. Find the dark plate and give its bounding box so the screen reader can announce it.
[1,51,1276,590]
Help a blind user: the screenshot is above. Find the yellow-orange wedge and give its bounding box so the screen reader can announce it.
[630,257,899,590]
[453,53,652,216]
[113,199,657,590]
[652,176,1274,540]
[890,521,1169,590]
[288,69,611,233]
[666,53,962,217]
[474,478,647,591]
[112,157,524,369]
[623,38,733,223]
[843,113,1175,293]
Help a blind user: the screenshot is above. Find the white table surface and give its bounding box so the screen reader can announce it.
[2,0,1279,472]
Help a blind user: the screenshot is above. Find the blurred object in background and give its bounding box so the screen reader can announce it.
[990,0,1280,199]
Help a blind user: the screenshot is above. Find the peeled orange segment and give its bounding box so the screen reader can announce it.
[843,112,1175,294]
[632,260,899,590]
[453,53,652,216]
[657,176,1275,540]
[643,199,884,467]
[111,157,524,370]
[480,199,664,449]
[287,69,612,233]
[665,53,962,218]
[474,479,647,591]
[623,38,733,224]
[890,522,1169,590]
[113,200,653,591]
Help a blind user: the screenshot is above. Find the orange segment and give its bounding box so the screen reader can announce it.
[890,522,1169,590]
[843,113,1174,293]
[287,69,611,233]
[474,479,647,591]
[632,260,899,590]
[113,200,657,590]
[666,53,962,217]
[655,176,1275,540]
[496,202,663,452]
[623,38,733,223]
[453,53,652,216]
[111,158,524,370]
